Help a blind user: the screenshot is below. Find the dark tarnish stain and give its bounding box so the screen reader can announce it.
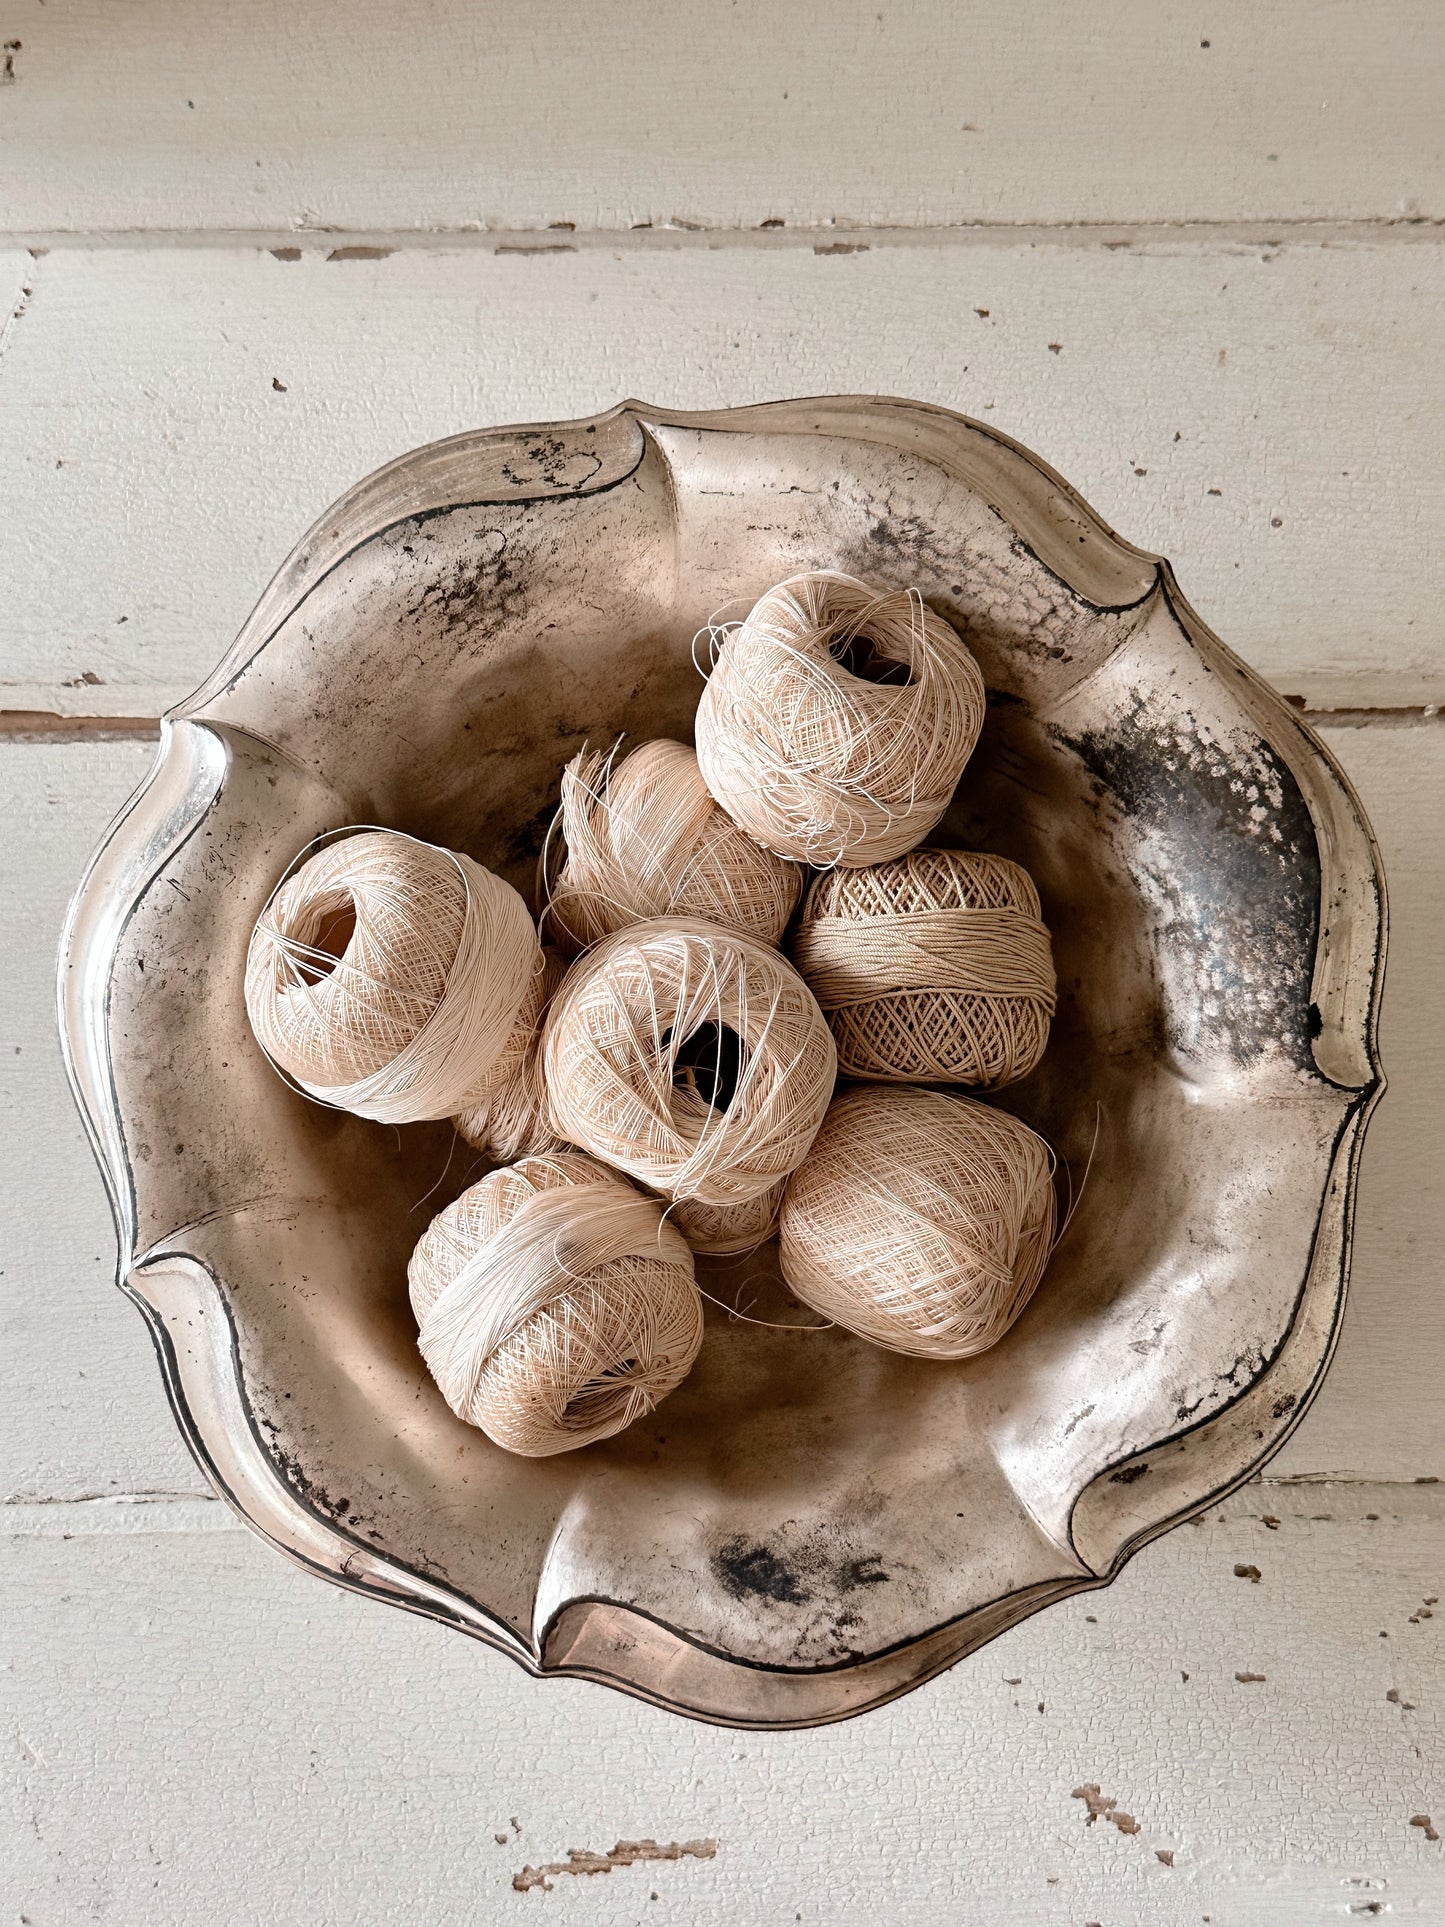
[513,1838,718,1893]
[401,521,527,638]
[256,1416,368,1537]
[261,1421,458,1591]
[259,1425,321,1504]
[840,1556,890,1588]
[1058,695,1320,1070]
[499,436,604,492]
[1173,1346,1268,1424]
[863,504,1090,659]
[1272,1391,1298,1418]
[1109,1462,1150,1485]
[498,800,559,873]
[715,1540,811,1605]
[835,471,1149,682]
[711,1534,903,1660]
[1,40,19,83]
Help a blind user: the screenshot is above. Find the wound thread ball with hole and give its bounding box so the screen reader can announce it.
[244,828,542,1126]
[542,916,837,1206]
[695,570,987,868]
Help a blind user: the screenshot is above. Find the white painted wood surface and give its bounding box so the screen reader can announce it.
[7,1484,1443,1924]
[3,240,1443,716]
[3,6,1441,1919]
[1,0,1441,232]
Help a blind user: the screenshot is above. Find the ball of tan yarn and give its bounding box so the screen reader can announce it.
[791,848,1056,1087]
[695,570,987,868]
[543,917,836,1207]
[408,1151,704,1456]
[454,948,566,1161]
[671,1179,786,1257]
[779,1085,1057,1359]
[245,829,541,1125]
[542,739,804,955]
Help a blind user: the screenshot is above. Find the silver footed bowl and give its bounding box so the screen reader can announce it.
[59,397,1386,1728]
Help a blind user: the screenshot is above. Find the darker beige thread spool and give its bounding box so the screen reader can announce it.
[778,1084,1057,1359]
[791,848,1055,1087]
[408,1151,704,1456]
[541,738,803,954]
[454,948,566,1161]
[670,1179,787,1256]
[695,570,987,868]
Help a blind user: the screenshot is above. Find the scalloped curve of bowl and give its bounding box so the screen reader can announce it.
[58,395,1386,1728]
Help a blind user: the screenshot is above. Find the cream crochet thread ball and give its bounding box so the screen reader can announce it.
[671,1179,787,1257]
[245,829,541,1124]
[454,947,566,1161]
[542,739,804,955]
[779,1085,1057,1359]
[408,1151,703,1457]
[695,570,987,868]
[543,917,837,1207]
[791,849,1056,1087]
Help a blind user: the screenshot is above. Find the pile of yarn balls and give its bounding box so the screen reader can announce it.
[245,570,1062,1458]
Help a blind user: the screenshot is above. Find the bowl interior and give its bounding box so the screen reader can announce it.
[93,402,1367,1702]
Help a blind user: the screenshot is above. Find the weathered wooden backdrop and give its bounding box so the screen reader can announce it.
[3,3,1442,1920]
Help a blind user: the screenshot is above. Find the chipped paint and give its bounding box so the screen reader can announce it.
[512,1838,717,1893]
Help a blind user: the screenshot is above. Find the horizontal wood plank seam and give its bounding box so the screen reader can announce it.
[7,1475,1440,1530]
[9,219,1445,256]
[4,1492,217,1508]
[0,713,162,742]
[2,708,1439,745]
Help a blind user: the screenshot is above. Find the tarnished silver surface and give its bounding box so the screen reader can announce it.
[58,398,1386,1727]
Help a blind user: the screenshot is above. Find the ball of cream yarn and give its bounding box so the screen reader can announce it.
[408,1151,704,1456]
[791,848,1056,1087]
[542,739,803,954]
[695,570,987,868]
[454,948,566,1161]
[779,1085,1057,1359]
[671,1179,787,1256]
[543,917,836,1207]
[245,829,542,1125]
